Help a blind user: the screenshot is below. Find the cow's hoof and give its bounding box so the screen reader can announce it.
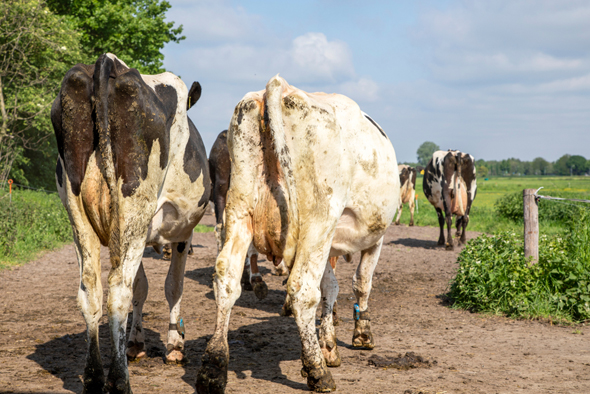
[394,221,400,226]
[252,279,268,300]
[320,339,341,367]
[352,320,375,349]
[280,302,293,317]
[302,367,336,392]
[126,341,146,361]
[165,347,185,365]
[437,239,445,246]
[196,350,228,394]
[82,375,105,394]
[104,378,131,394]
[409,221,414,227]
[445,242,454,251]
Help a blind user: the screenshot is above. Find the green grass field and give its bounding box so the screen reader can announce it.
[398,176,590,234]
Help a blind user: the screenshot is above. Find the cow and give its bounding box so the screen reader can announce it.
[52,53,210,394]
[196,75,400,393]
[394,164,417,226]
[422,150,477,250]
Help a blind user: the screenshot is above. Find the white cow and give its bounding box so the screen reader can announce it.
[196,75,400,393]
[394,164,417,226]
[53,53,210,393]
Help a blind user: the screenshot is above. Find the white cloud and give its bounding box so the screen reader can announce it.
[339,77,380,102]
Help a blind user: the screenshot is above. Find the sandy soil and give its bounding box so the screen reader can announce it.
[1,213,589,394]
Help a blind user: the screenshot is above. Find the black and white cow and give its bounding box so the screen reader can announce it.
[52,53,210,393]
[394,164,417,226]
[422,150,476,250]
[196,75,400,393]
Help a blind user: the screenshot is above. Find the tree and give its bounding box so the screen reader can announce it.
[477,165,489,178]
[532,157,549,175]
[416,141,440,166]
[554,154,571,175]
[0,0,84,186]
[47,0,185,74]
[567,155,588,175]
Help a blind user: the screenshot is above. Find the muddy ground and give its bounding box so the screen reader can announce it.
[1,213,589,394]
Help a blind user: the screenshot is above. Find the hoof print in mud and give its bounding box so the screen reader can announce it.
[367,352,437,370]
[196,352,228,394]
[302,367,336,392]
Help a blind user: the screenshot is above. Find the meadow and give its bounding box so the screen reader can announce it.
[399,175,590,235]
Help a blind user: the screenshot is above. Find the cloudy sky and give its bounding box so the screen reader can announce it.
[162,0,590,163]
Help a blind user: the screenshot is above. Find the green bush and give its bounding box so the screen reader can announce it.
[495,191,589,224]
[0,189,72,268]
[449,209,590,322]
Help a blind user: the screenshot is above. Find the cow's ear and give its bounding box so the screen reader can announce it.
[187,82,202,110]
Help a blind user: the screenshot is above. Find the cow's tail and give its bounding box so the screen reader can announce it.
[93,54,121,262]
[265,75,299,263]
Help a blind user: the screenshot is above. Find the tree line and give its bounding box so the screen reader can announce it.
[0,0,183,191]
[407,142,589,177]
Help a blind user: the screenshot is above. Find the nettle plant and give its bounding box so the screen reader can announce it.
[449,209,590,322]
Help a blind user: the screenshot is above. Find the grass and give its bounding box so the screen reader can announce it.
[0,189,72,269]
[397,175,590,235]
[0,187,215,270]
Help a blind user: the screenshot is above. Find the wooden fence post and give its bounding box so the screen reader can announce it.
[523,189,539,265]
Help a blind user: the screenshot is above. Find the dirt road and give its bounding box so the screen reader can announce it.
[1,215,589,393]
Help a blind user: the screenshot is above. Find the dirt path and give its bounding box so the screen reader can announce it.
[1,215,589,394]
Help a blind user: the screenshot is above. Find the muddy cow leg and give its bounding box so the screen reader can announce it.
[328,256,339,326]
[196,216,251,394]
[319,262,341,367]
[435,208,445,246]
[127,262,148,360]
[408,189,416,227]
[445,211,454,250]
[241,253,253,291]
[352,236,384,349]
[164,240,190,364]
[455,216,463,239]
[72,223,105,393]
[288,239,336,392]
[105,238,145,394]
[274,259,290,276]
[249,252,268,300]
[394,202,403,225]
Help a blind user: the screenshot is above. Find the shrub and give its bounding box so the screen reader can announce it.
[495,191,589,224]
[0,189,72,267]
[449,210,590,322]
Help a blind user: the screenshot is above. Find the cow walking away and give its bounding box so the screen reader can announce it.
[53,53,210,393]
[196,75,400,393]
[394,164,417,226]
[423,150,477,250]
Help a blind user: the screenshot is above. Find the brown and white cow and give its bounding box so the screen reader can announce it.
[394,164,417,226]
[52,53,210,394]
[422,150,477,250]
[196,75,400,393]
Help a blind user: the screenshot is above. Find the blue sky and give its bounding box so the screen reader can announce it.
[162,0,590,163]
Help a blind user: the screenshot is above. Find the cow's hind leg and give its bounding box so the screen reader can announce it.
[196,216,251,394]
[127,262,148,360]
[165,240,190,364]
[289,240,336,392]
[75,230,105,394]
[436,208,445,246]
[319,262,341,367]
[249,253,268,300]
[455,216,463,239]
[105,238,145,394]
[352,237,383,349]
[409,189,416,226]
[394,203,403,225]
